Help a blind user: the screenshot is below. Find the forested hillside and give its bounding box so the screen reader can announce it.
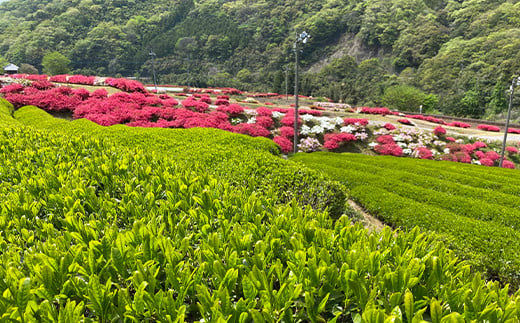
[2,0,520,118]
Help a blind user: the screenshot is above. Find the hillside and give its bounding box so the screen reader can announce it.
[2,0,520,118]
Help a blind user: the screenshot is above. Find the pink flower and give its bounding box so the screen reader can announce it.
[273,136,292,153]
[477,124,500,132]
[502,160,515,169]
[384,123,396,131]
[374,143,403,156]
[376,135,395,144]
[485,151,500,161]
[433,126,446,136]
[344,118,369,126]
[398,119,413,125]
[446,137,456,142]
[506,146,519,154]
[414,147,433,159]
[479,158,494,167]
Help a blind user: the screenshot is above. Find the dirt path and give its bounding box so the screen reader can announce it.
[347,199,388,233]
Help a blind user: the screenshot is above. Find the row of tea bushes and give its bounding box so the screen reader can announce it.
[14,105,347,218]
[292,152,520,288]
[0,102,518,321]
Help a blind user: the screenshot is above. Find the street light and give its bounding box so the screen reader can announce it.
[499,76,520,167]
[293,31,310,153]
[149,49,158,92]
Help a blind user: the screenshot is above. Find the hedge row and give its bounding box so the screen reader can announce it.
[14,106,347,218]
[292,152,520,288]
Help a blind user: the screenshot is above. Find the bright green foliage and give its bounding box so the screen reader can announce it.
[41,51,71,76]
[0,101,519,320]
[15,106,346,218]
[382,85,439,112]
[292,152,520,288]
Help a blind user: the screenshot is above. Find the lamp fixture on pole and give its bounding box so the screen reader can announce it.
[499,76,520,167]
[293,31,310,153]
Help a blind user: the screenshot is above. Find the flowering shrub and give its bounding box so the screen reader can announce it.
[446,137,456,142]
[0,83,25,94]
[374,143,403,156]
[359,107,395,115]
[433,126,446,136]
[397,119,413,125]
[182,97,210,113]
[323,133,357,151]
[405,115,446,125]
[279,126,294,138]
[256,107,273,117]
[479,158,494,166]
[255,116,274,129]
[273,136,292,153]
[49,74,69,83]
[376,135,395,145]
[507,128,520,134]
[233,123,270,137]
[68,75,96,85]
[413,147,433,159]
[105,77,146,93]
[506,146,519,154]
[298,137,322,152]
[485,151,500,161]
[477,124,500,132]
[384,123,396,131]
[344,118,369,126]
[502,160,515,169]
[216,103,244,116]
[447,121,471,128]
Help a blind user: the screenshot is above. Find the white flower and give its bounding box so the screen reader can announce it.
[300,124,311,135]
[443,148,451,154]
[369,142,378,148]
[398,142,408,148]
[301,114,315,122]
[244,109,257,116]
[272,111,285,119]
[355,132,368,140]
[310,125,324,134]
[247,117,256,124]
[333,117,344,125]
[340,125,355,133]
[403,148,413,155]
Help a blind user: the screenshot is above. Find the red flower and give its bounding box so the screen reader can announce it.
[414,147,433,159]
[376,135,395,144]
[273,136,292,153]
[344,118,369,126]
[384,123,396,131]
[484,151,500,161]
[477,124,500,132]
[502,160,515,169]
[374,143,403,156]
[397,119,413,125]
[479,158,494,166]
[433,126,446,136]
[506,146,519,154]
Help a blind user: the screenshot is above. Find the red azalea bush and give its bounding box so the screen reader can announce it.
[279,126,294,138]
[475,151,485,159]
[484,151,500,161]
[397,119,413,125]
[181,97,210,113]
[281,113,301,127]
[376,135,395,145]
[384,123,396,131]
[433,126,446,136]
[473,141,487,149]
[255,116,274,129]
[414,147,433,159]
[68,75,96,85]
[447,121,471,128]
[32,80,55,90]
[344,118,369,126]
[216,103,244,116]
[406,115,446,125]
[233,123,270,137]
[0,83,25,94]
[49,74,69,83]
[273,136,292,153]
[215,98,229,106]
[453,151,472,163]
[360,107,394,115]
[256,107,273,117]
[502,160,515,169]
[105,77,146,93]
[323,133,357,151]
[374,143,403,156]
[507,128,520,134]
[506,146,519,154]
[477,124,500,132]
[480,158,495,166]
[446,137,456,142]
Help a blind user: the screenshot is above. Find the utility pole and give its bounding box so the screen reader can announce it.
[499,76,519,167]
[293,31,310,153]
[149,49,157,92]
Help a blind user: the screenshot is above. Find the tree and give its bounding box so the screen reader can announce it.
[19,63,39,74]
[382,85,438,112]
[42,51,70,75]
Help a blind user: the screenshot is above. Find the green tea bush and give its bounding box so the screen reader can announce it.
[293,152,520,288]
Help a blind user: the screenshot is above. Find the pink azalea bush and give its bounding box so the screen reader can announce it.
[477,124,500,132]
